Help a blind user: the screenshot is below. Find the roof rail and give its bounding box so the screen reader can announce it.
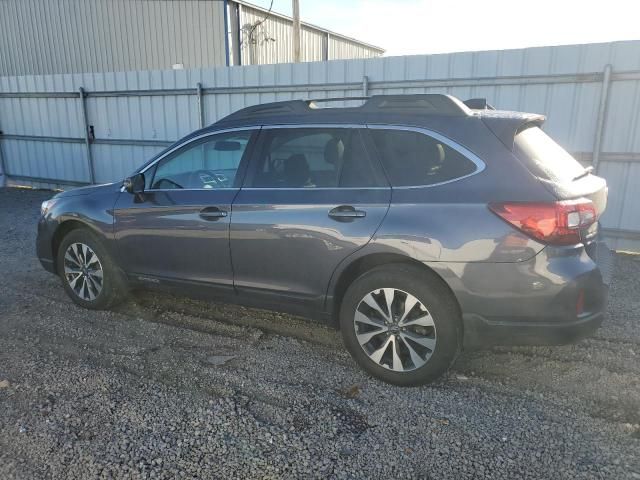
[217,94,472,123]
[219,100,310,123]
[362,95,470,115]
[307,96,370,107]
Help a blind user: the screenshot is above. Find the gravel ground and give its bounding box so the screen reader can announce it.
[0,187,639,479]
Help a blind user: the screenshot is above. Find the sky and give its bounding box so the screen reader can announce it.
[247,0,640,56]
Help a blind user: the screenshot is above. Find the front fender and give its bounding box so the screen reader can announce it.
[36,190,121,273]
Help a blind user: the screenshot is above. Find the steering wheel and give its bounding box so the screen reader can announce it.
[153,178,183,189]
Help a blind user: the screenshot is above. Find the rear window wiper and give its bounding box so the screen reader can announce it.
[572,166,594,181]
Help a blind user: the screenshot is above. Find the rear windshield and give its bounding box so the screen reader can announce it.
[513,126,584,183]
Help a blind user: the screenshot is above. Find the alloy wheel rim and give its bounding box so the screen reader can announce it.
[354,288,436,372]
[63,242,104,301]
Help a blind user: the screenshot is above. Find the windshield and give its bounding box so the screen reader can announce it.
[513,126,585,183]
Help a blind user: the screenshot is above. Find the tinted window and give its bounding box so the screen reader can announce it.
[148,131,252,189]
[251,128,381,188]
[514,126,584,183]
[370,129,478,186]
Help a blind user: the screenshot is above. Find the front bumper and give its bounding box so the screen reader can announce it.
[37,216,57,274]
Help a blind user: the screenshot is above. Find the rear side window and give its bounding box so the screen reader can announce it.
[250,128,383,188]
[513,126,584,183]
[369,129,478,187]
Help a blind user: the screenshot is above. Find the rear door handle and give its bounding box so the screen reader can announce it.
[199,207,228,220]
[328,205,366,220]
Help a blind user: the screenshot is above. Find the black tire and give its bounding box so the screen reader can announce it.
[56,228,127,310]
[339,264,461,386]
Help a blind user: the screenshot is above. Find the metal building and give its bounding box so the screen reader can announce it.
[0,0,384,77]
[227,1,384,65]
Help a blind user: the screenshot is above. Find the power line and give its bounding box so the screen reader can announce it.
[246,0,274,43]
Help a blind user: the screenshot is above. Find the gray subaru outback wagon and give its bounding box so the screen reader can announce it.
[37,94,612,385]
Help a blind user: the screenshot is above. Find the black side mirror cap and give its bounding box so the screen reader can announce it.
[123,173,145,194]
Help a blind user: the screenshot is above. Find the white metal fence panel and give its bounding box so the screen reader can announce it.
[0,41,639,250]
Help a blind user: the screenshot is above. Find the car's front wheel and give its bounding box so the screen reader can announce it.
[339,264,461,386]
[56,229,126,309]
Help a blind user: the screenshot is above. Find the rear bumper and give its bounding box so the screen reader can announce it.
[462,309,605,347]
[429,240,613,348]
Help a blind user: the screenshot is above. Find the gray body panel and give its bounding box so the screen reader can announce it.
[36,183,121,271]
[230,187,391,309]
[113,190,237,288]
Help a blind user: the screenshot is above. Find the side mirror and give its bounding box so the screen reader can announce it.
[123,173,145,194]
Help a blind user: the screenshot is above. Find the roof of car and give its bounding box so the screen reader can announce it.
[210,93,542,124]
[214,94,473,126]
[188,94,546,150]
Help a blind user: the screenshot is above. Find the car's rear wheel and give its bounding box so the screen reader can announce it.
[339,264,461,386]
[56,229,126,309]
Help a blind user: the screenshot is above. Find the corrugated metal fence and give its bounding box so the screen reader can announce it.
[1,41,639,251]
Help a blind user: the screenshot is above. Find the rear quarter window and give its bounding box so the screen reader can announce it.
[513,126,584,183]
[369,128,479,187]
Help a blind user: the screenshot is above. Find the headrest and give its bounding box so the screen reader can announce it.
[284,154,310,186]
[324,138,344,165]
[425,142,445,176]
[435,143,445,163]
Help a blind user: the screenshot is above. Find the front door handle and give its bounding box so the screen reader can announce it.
[328,205,366,221]
[199,207,228,221]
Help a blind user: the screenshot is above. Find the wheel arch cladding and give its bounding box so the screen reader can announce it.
[51,220,96,273]
[329,252,463,331]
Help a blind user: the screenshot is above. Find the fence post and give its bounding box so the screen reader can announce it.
[78,87,95,184]
[592,64,612,173]
[362,75,369,97]
[196,82,205,128]
[0,137,6,187]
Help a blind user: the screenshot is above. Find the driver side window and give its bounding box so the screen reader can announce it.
[148,131,253,190]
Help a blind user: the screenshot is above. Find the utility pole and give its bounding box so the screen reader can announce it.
[292,0,301,62]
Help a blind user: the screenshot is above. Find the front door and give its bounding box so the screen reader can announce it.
[114,129,257,288]
[230,126,391,310]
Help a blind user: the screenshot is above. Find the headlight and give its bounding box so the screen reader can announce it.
[40,198,58,217]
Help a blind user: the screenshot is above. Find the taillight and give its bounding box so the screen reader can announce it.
[488,199,597,246]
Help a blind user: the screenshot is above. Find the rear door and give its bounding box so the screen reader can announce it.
[230,125,391,310]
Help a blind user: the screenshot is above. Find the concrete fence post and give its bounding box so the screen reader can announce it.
[0,138,6,187]
[362,75,369,97]
[196,82,205,128]
[78,87,95,184]
[592,64,612,173]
